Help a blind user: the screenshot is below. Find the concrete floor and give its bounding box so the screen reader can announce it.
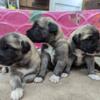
[0,69,100,100]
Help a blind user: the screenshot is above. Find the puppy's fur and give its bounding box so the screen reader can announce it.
[27,17,69,83]
[63,24,100,80]
[0,65,9,73]
[0,32,41,100]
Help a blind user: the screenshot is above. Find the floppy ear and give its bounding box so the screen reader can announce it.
[48,22,58,34]
[32,21,38,28]
[72,34,81,45]
[21,41,31,54]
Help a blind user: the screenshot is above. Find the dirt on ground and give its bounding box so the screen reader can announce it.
[0,69,100,100]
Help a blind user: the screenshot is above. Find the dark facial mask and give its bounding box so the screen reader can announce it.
[26,27,49,43]
[79,35,99,53]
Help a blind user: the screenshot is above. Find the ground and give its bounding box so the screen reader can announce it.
[0,69,100,100]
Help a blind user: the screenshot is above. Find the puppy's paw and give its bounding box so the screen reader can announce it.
[49,74,60,83]
[34,77,43,83]
[11,88,23,100]
[1,67,6,73]
[61,73,68,78]
[88,74,100,80]
[1,67,9,74]
[1,66,9,74]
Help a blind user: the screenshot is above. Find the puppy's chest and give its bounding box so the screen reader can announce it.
[44,45,55,64]
[74,49,84,66]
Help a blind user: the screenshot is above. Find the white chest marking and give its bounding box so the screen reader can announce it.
[74,49,83,66]
[45,46,55,63]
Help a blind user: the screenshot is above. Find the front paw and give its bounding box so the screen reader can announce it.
[34,77,43,83]
[88,74,100,80]
[49,74,60,83]
[61,73,68,78]
[11,88,24,100]
[1,67,9,74]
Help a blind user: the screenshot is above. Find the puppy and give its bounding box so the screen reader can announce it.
[0,32,41,100]
[62,24,100,80]
[27,17,69,83]
[34,43,56,83]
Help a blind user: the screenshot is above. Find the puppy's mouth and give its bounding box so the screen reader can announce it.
[0,56,23,66]
[80,48,96,54]
[0,60,13,66]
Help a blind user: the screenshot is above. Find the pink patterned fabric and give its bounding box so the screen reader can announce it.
[0,9,100,47]
[0,9,31,35]
[43,10,100,37]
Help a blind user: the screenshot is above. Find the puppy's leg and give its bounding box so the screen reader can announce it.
[61,56,75,78]
[49,59,67,83]
[10,73,24,100]
[34,52,50,83]
[85,56,100,80]
[23,74,35,83]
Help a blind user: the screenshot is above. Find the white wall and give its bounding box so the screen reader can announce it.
[49,0,83,11]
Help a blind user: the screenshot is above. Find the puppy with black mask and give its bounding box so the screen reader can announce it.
[27,17,69,83]
[0,32,41,100]
[62,24,100,80]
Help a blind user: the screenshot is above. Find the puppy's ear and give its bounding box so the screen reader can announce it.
[32,21,38,28]
[21,41,31,54]
[72,34,81,45]
[48,22,58,34]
